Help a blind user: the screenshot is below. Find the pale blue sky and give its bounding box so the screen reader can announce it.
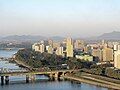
[0,0,120,37]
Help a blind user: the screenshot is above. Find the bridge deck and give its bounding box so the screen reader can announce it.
[0,69,79,76]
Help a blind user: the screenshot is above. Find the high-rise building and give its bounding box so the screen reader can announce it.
[32,43,39,50]
[32,42,45,53]
[48,39,53,47]
[84,45,91,54]
[74,40,85,50]
[114,50,120,69]
[34,44,45,53]
[114,44,118,51]
[34,45,40,52]
[113,42,120,51]
[39,44,45,53]
[92,49,103,61]
[56,46,64,56]
[102,47,113,61]
[53,42,60,49]
[46,46,49,51]
[48,45,53,54]
[66,37,73,57]
[118,45,120,50]
[102,39,105,45]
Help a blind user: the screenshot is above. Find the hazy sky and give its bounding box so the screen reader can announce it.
[0,0,120,37]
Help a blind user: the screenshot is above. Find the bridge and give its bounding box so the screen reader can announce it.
[0,68,78,85]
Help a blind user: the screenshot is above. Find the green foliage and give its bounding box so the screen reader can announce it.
[82,64,120,80]
[15,49,93,70]
[66,57,93,69]
[15,49,120,80]
[15,49,66,69]
[105,68,120,79]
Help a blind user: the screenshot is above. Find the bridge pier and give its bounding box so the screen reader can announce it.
[26,75,29,83]
[49,73,54,81]
[1,76,4,85]
[49,72,66,81]
[55,72,58,78]
[54,72,59,80]
[26,75,36,83]
[61,72,65,77]
[0,69,76,84]
[29,75,36,82]
[5,76,9,85]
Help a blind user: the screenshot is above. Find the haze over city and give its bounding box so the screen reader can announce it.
[1,1,120,90]
[1,0,120,37]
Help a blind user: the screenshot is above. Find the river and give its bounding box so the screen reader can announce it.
[0,49,110,90]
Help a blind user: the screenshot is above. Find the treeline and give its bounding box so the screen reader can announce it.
[15,49,93,70]
[15,49,120,80]
[66,57,93,69]
[105,68,120,79]
[15,49,66,69]
[82,64,120,80]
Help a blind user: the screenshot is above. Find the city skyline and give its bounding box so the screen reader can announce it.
[1,0,120,37]
[0,0,120,89]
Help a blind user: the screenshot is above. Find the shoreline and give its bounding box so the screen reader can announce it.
[64,75,120,90]
[12,59,32,70]
[4,58,120,90]
[10,57,120,90]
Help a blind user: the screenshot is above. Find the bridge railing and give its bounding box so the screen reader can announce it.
[0,68,29,74]
[0,68,81,74]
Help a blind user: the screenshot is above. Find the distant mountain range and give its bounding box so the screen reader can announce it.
[1,35,45,41]
[87,31,120,41]
[0,35,64,42]
[0,31,120,42]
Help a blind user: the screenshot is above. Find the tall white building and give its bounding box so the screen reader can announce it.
[56,46,64,56]
[66,37,73,57]
[32,43,45,53]
[114,50,120,69]
[32,43,39,50]
[74,39,85,50]
[102,47,113,61]
[48,45,53,54]
[113,44,120,51]
[39,44,45,53]
[34,45,40,52]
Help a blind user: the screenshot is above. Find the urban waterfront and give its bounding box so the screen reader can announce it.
[1,0,120,90]
[0,49,109,90]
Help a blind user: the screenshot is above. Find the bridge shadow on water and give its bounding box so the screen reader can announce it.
[0,75,82,87]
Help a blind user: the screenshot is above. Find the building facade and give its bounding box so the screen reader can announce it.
[114,50,120,69]
[66,37,73,57]
[102,47,113,61]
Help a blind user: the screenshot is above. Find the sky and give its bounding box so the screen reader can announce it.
[0,0,120,37]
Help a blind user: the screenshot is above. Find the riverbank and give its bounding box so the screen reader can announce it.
[64,73,120,90]
[13,59,32,70]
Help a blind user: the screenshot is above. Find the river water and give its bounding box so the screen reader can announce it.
[0,49,109,90]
